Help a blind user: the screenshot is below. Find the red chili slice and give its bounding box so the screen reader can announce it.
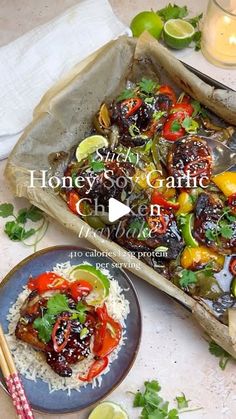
[162,112,186,142]
[121,97,143,118]
[78,357,109,382]
[151,191,180,210]
[158,85,176,104]
[28,272,69,293]
[52,315,71,353]
[184,156,212,176]
[229,257,236,276]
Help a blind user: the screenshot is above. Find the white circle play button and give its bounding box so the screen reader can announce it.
[108,198,131,223]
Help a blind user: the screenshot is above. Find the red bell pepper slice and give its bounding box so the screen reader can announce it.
[158,85,176,104]
[28,272,69,293]
[229,257,236,276]
[162,112,186,142]
[151,191,180,210]
[93,305,109,354]
[121,97,143,118]
[69,280,93,301]
[171,103,193,116]
[52,315,71,353]
[79,356,109,382]
[95,317,122,358]
[93,304,122,357]
[67,191,80,214]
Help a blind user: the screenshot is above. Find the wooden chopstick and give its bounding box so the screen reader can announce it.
[0,324,35,419]
[0,325,17,374]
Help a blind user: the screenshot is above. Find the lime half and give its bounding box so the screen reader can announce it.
[69,264,110,305]
[89,402,128,419]
[163,19,195,49]
[130,11,163,39]
[75,135,108,162]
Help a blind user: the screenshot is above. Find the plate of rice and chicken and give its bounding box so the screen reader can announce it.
[0,246,141,413]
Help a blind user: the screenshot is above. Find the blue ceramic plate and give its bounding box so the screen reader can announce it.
[0,246,141,414]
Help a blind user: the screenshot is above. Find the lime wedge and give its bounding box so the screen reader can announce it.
[75,135,109,162]
[69,264,110,305]
[163,19,195,49]
[89,402,128,419]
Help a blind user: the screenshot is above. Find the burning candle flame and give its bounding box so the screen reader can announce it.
[229,35,236,44]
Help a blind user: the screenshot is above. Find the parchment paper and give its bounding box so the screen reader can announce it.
[5,32,236,358]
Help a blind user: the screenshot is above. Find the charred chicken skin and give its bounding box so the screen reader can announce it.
[167,136,212,187]
[16,290,96,377]
[194,192,236,254]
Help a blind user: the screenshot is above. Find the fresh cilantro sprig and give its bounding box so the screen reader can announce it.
[33,294,89,343]
[0,203,48,250]
[133,380,179,419]
[117,88,136,102]
[179,263,213,289]
[129,219,151,241]
[132,380,200,418]
[138,78,158,96]
[205,206,236,243]
[209,341,232,370]
[182,117,199,133]
[157,3,188,21]
[88,155,105,173]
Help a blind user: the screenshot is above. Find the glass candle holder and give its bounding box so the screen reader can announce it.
[202,0,236,68]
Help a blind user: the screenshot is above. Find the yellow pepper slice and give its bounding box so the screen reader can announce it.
[181,245,225,270]
[176,192,193,215]
[212,172,236,197]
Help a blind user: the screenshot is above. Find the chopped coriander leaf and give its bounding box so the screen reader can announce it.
[182,117,199,133]
[91,160,105,172]
[179,269,197,289]
[129,219,150,241]
[187,13,203,28]
[171,120,182,132]
[26,205,44,222]
[33,313,55,343]
[4,221,35,241]
[157,3,188,21]
[138,78,157,95]
[117,88,136,102]
[47,294,71,315]
[129,124,141,137]
[0,203,14,218]
[175,393,189,410]
[153,111,166,121]
[192,31,202,51]
[133,379,180,419]
[209,341,232,370]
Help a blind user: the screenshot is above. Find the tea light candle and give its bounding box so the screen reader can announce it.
[202,0,236,67]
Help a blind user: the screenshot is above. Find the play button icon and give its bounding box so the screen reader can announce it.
[108,198,131,223]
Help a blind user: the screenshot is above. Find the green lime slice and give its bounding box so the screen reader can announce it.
[89,402,129,419]
[69,264,110,305]
[163,19,195,49]
[75,135,109,162]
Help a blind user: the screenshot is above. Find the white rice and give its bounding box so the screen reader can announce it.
[6,262,130,394]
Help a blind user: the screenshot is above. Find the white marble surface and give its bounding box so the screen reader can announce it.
[0,1,236,418]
